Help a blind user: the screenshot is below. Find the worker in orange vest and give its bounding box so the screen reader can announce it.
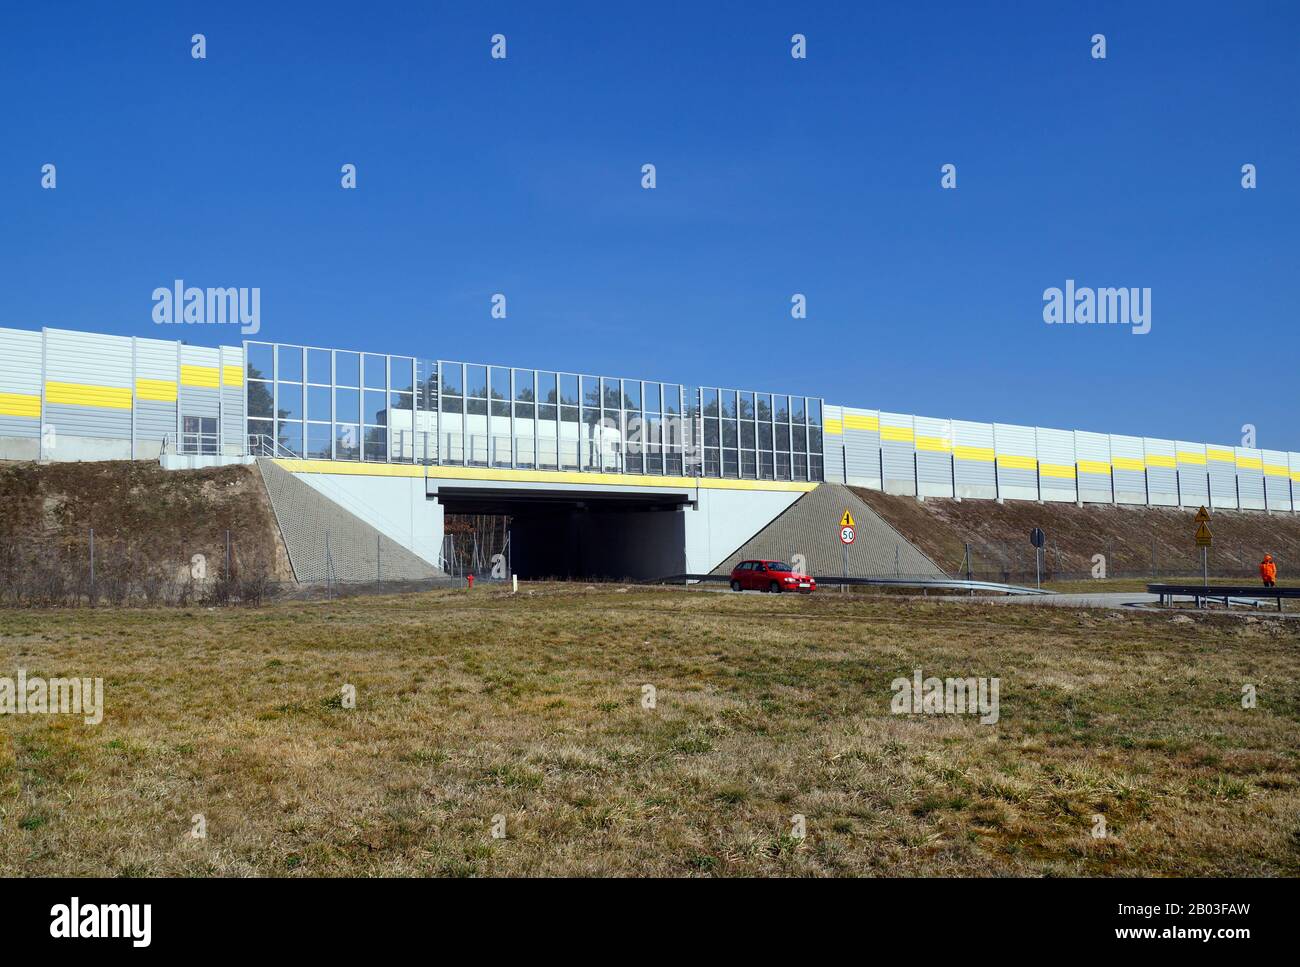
[1259,554,1277,588]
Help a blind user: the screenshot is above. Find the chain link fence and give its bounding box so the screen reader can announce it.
[0,516,521,607]
[946,538,1283,585]
[0,529,278,608]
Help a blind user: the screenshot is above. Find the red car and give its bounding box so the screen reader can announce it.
[729,560,816,593]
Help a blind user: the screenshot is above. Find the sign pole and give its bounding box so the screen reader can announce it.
[1029,527,1045,589]
[838,509,856,594]
[1194,506,1212,590]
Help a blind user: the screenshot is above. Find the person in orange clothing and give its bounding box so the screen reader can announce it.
[1259,554,1278,588]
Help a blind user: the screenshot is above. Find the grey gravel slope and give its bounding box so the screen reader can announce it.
[711,483,944,578]
[257,459,442,584]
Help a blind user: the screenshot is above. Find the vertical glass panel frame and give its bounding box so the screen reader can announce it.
[307,349,332,385]
[490,366,510,403]
[560,374,579,406]
[335,351,360,387]
[363,354,387,389]
[390,357,414,394]
[439,361,462,397]
[276,382,303,421]
[277,345,303,382]
[467,365,488,399]
[514,369,535,403]
[335,387,360,424]
[306,385,331,422]
[246,342,274,381]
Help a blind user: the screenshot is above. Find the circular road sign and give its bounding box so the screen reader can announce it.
[840,525,856,545]
[1030,527,1045,548]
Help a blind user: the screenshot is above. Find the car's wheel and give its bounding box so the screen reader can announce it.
[730,579,741,592]
[769,581,781,594]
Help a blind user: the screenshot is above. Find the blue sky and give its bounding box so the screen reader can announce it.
[2,1,1297,447]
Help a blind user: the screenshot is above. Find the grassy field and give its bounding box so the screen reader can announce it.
[2,584,1298,877]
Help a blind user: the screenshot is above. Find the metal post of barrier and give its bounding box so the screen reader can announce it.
[89,527,95,600]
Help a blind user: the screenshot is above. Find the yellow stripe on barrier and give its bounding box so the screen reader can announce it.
[1206,447,1235,463]
[0,392,41,418]
[45,381,132,410]
[1144,454,1176,469]
[1236,456,1263,470]
[1264,463,1289,477]
[1077,459,1112,475]
[915,435,951,452]
[181,364,221,388]
[953,445,994,463]
[1111,456,1145,472]
[1291,471,1300,483]
[135,378,177,402]
[1176,451,1206,465]
[880,425,914,442]
[1039,463,1076,479]
[222,365,244,387]
[843,413,878,431]
[997,454,1037,471]
[823,418,843,436]
[273,459,820,493]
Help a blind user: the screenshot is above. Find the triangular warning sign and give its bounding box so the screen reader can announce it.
[1194,506,1211,524]
[840,509,855,528]
[1195,522,1213,545]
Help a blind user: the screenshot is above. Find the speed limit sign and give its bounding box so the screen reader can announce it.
[840,525,855,545]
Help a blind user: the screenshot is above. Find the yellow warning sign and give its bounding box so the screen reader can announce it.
[840,509,855,528]
[1194,506,1211,524]
[1195,522,1213,547]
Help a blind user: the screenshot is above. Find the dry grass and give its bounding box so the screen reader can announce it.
[2,584,1298,877]
[855,486,1300,582]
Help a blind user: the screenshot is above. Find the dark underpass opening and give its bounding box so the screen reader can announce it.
[434,487,691,581]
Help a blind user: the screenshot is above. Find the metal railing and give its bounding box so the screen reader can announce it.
[246,434,300,459]
[651,573,1050,595]
[161,433,242,457]
[234,426,811,481]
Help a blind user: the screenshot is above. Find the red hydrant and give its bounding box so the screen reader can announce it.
[466,574,474,589]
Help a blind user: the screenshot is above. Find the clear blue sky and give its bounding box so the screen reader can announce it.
[2,1,1297,448]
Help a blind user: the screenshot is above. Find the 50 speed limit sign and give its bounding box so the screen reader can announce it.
[840,525,855,545]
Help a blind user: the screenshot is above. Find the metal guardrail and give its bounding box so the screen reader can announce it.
[652,574,1050,596]
[1147,583,1300,612]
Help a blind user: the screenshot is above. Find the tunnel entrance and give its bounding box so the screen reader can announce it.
[433,486,691,581]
